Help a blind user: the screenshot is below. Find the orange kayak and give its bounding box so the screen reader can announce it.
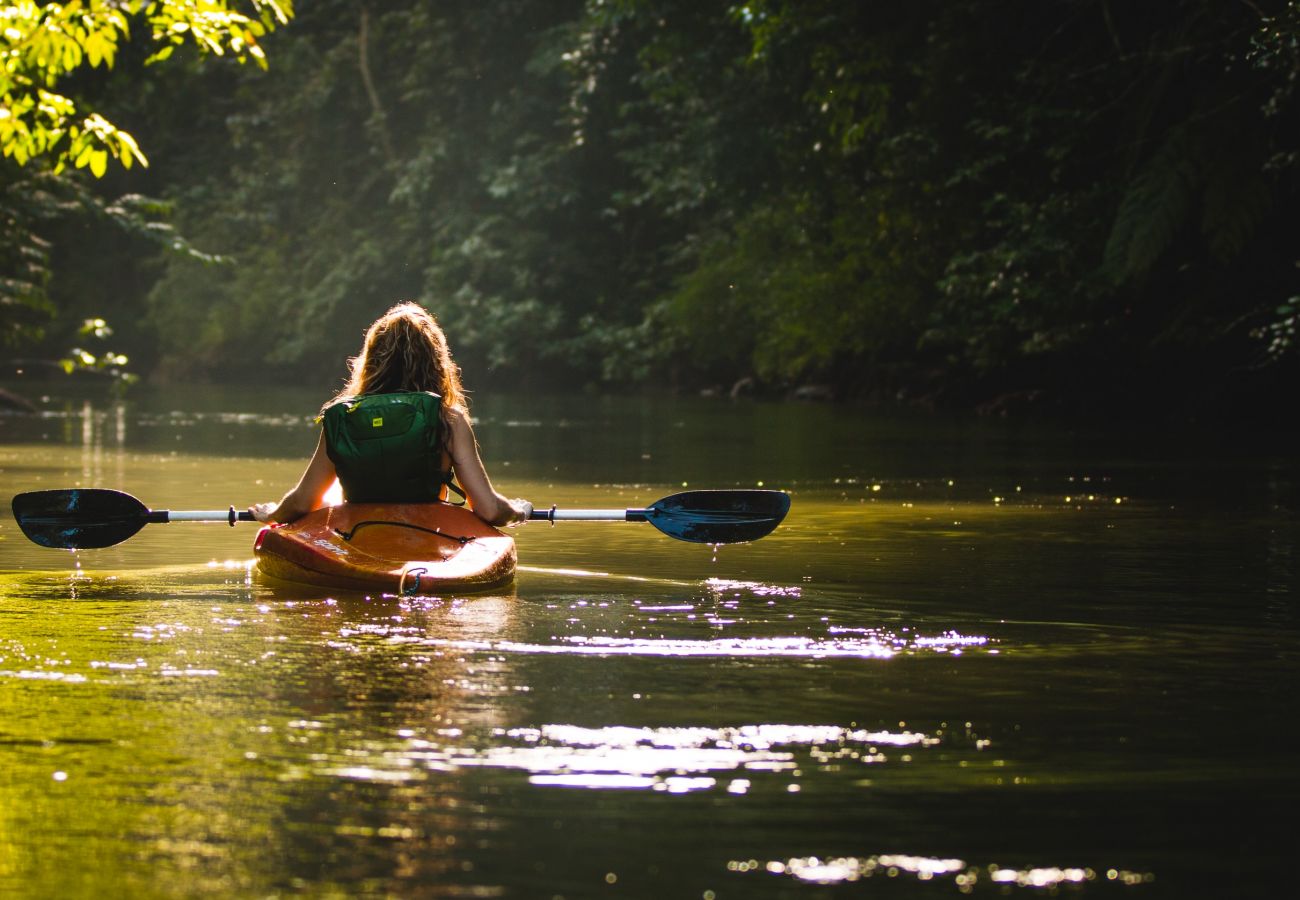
[254,503,516,594]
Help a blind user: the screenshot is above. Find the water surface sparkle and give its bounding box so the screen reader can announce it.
[739,855,1156,891]
[346,630,993,659]
[311,723,950,793]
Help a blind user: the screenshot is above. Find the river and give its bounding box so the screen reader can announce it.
[1,382,1296,898]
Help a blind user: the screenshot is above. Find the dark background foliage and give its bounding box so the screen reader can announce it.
[5,0,1297,417]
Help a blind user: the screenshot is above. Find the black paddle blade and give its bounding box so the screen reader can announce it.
[11,489,152,549]
[645,489,791,544]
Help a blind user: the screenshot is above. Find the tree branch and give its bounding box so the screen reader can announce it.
[358,6,396,167]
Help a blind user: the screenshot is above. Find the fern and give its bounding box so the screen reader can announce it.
[1201,165,1274,264]
[1102,125,1205,283]
[1104,117,1279,280]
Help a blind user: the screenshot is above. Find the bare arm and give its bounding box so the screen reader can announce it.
[446,406,530,527]
[250,430,337,524]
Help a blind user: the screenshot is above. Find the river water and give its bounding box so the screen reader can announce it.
[0,382,1295,898]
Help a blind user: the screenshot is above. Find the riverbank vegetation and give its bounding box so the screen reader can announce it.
[3,0,1297,417]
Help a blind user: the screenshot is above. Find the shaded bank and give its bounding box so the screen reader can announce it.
[4,0,1298,417]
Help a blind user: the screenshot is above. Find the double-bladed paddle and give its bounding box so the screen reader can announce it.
[11,487,790,550]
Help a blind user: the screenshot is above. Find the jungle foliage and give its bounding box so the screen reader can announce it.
[4,0,1298,414]
[1,0,291,348]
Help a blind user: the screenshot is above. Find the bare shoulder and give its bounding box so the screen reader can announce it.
[443,405,475,445]
[444,404,471,429]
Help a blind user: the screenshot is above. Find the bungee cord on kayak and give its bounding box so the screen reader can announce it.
[333,519,475,546]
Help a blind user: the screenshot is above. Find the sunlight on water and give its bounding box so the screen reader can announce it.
[735,854,1156,892]
[517,564,697,587]
[705,577,802,598]
[313,723,951,793]
[338,630,993,659]
[0,669,88,682]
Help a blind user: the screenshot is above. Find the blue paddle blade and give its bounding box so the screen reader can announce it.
[643,489,791,543]
[11,489,153,549]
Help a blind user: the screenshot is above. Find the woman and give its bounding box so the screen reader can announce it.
[250,302,531,527]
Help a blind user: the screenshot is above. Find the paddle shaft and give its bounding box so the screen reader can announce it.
[121,507,635,524]
[168,509,258,524]
[530,507,649,522]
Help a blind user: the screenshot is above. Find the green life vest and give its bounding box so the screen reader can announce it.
[320,391,455,503]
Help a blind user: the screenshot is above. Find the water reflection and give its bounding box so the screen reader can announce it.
[739,855,1156,892]
[455,723,940,786]
[408,631,992,658]
[2,387,1298,896]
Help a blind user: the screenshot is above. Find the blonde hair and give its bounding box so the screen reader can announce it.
[333,302,466,412]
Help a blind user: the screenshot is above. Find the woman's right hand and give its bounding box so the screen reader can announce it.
[507,498,534,526]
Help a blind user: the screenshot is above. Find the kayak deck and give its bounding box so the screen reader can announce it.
[254,503,516,593]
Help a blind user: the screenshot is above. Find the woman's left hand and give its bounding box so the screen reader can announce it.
[249,502,279,524]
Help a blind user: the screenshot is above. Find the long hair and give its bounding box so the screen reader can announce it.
[332,302,467,413]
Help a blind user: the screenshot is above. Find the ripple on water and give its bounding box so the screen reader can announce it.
[380,629,992,659]
[732,854,1157,892]
[312,722,956,794]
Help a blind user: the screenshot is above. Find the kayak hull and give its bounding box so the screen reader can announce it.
[254,503,516,593]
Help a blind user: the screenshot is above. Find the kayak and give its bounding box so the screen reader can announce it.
[253,503,516,593]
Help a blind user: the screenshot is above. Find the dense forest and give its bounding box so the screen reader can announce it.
[3,0,1298,417]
